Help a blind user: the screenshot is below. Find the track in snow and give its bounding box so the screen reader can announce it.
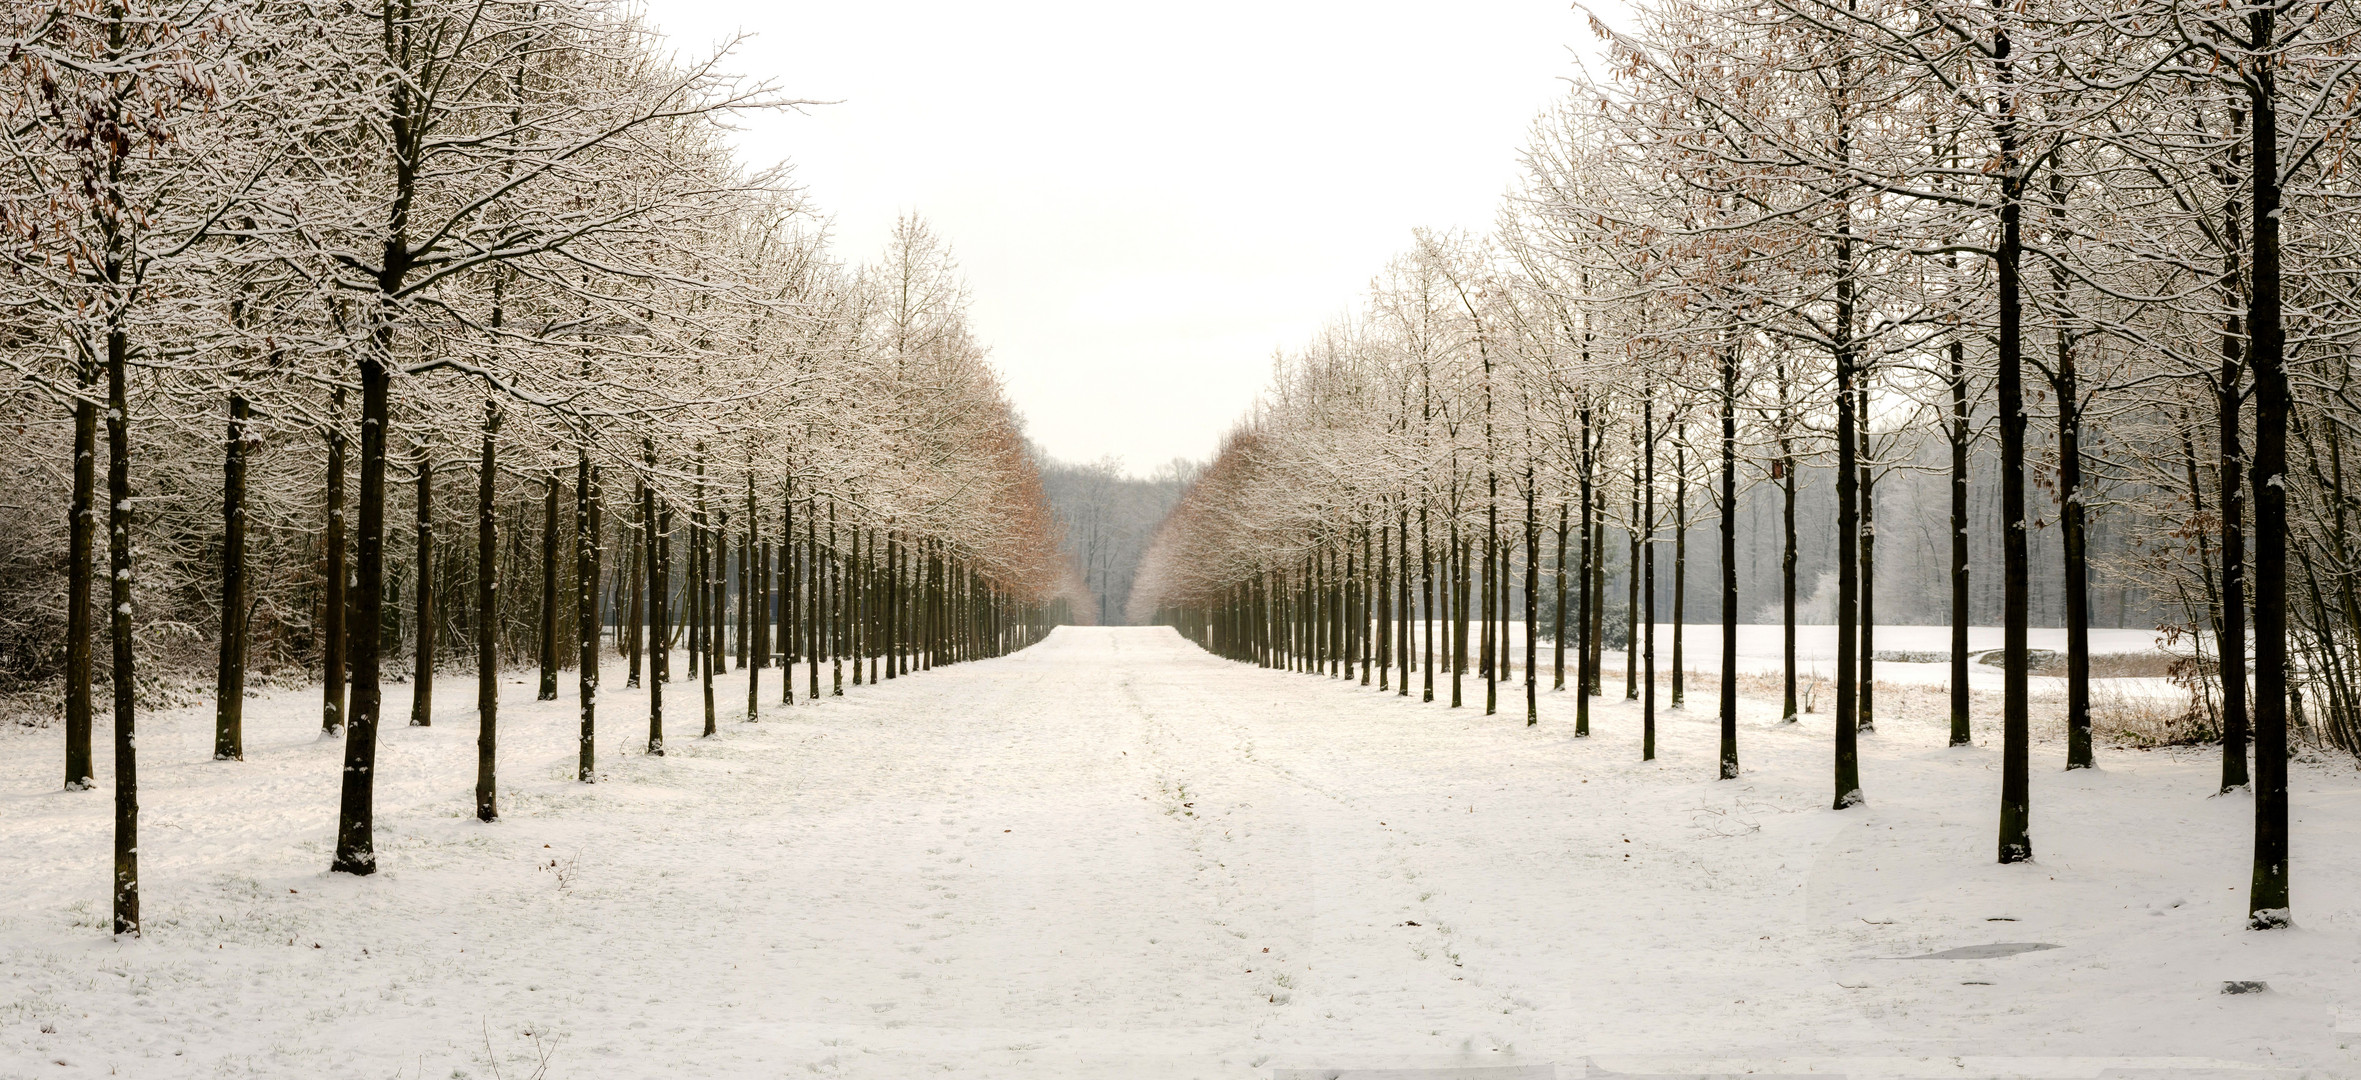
[0,626,2353,1078]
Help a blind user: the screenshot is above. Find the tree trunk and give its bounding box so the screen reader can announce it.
[332,344,391,877]
[1453,524,1470,707]
[2058,362,2092,769]
[648,488,667,755]
[700,477,717,735]
[831,504,843,696]
[2217,110,2253,793]
[1833,204,1864,810]
[1994,16,2033,860]
[1422,503,1434,702]
[1951,335,1973,746]
[411,445,434,726]
[1577,406,1595,737]
[1379,514,1392,690]
[747,477,762,719]
[475,403,500,822]
[538,475,559,701]
[739,500,753,673]
[577,453,599,781]
[1644,392,1657,761]
[65,352,96,786]
[1627,463,1640,702]
[322,392,348,737]
[2220,374,2252,790]
[1673,429,1687,711]
[1399,507,1412,696]
[215,393,248,760]
[2050,165,2091,770]
[1524,472,1539,725]
[808,500,821,701]
[106,325,139,932]
[1781,394,1799,723]
[787,490,801,677]
[2246,43,2291,927]
[627,479,644,689]
[1721,345,1740,779]
[1554,500,1567,693]
[1859,441,1876,734]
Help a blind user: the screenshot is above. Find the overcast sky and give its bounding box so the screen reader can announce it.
[644,1,1606,475]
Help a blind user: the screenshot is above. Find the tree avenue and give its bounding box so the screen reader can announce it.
[1129,0,2361,934]
[4,0,2359,954]
[0,0,1077,936]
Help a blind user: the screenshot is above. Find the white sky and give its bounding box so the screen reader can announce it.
[643,1,1611,475]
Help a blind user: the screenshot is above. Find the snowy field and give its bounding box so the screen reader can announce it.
[2,626,2355,1079]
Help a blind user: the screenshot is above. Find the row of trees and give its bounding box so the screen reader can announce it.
[1133,0,2361,931]
[0,0,1076,936]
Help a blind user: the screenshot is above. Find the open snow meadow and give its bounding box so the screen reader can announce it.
[3,627,2354,1079]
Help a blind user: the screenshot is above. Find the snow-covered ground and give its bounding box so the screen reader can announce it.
[2,626,2354,1078]
[1479,621,2173,687]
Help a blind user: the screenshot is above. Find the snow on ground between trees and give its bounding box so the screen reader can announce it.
[1,626,2353,1079]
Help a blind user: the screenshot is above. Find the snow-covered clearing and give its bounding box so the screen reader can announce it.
[2,626,2355,1078]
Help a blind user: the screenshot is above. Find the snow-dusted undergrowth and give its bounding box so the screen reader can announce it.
[1,627,2353,1078]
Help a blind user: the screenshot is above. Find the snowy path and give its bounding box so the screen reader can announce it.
[2,627,2356,1078]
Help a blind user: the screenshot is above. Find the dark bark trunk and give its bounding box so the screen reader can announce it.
[1994,15,2032,859]
[1644,392,1657,761]
[65,353,96,785]
[411,446,434,726]
[2220,376,2253,790]
[1577,405,1595,737]
[699,473,717,734]
[577,452,599,781]
[648,485,667,755]
[1780,382,1799,722]
[626,478,644,689]
[1833,145,1863,808]
[1951,336,1973,746]
[1554,500,1568,693]
[1721,346,1740,779]
[739,499,753,674]
[1524,471,1539,724]
[538,475,559,701]
[1453,524,1469,708]
[1674,432,1687,711]
[831,503,843,696]
[2247,34,2291,927]
[2058,361,2093,768]
[215,393,248,760]
[1422,503,1434,702]
[1627,462,1640,702]
[106,326,139,930]
[2217,126,2252,789]
[747,477,762,718]
[1483,517,1496,713]
[1399,508,1412,696]
[2050,166,2092,769]
[475,403,500,822]
[689,488,704,683]
[323,394,349,736]
[331,344,391,876]
[1859,439,1876,734]
[1379,513,1392,690]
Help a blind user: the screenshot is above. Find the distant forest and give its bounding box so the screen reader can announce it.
[1616,425,2170,636]
[1036,451,1198,625]
[1052,425,2164,638]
